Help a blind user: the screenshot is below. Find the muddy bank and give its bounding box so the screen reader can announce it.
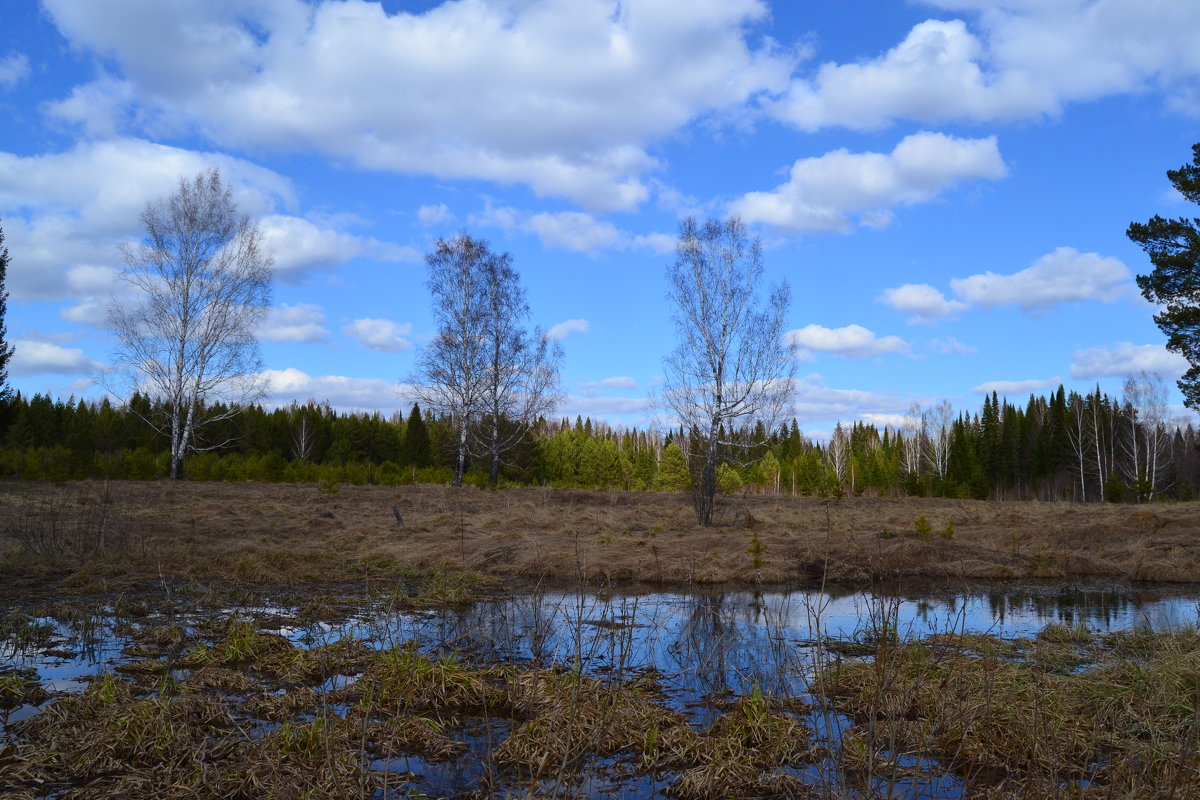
[1,481,1199,594]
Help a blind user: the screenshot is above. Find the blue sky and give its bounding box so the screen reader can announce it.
[1,0,1198,439]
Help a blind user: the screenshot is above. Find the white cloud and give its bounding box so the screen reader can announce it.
[259,367,405,413]
[0,52,30,90]
[774,20,1047,131]
[787,324,909,360]
[259,303,329,343]
[10,340,105,376]
[344,318,413,353]
[42,0,794,211]
[773,4,1200,131]
[559,394,651,420]
[0,138,411,303]
[547,318,590,341]
[417,203,455,227]
[880,283,969,322]
[790,373,917,427]
[1069,343,1188,379]
[930,337,979,357]
[526,211,622,253]
[971,378,1062,395]
[951,247,1130,311]
[731,132,1007,232]
[474,204,669,255]
[259,215,418,282]
[601,376,637,389]
[860,412,919,430]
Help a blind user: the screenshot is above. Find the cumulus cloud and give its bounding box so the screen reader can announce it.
[773,4,1200,131]
[259,303,329,343]
[259,367,405,413]
[0,138,412,303]
[259,215,418,282]
[343,318,413,353]
[601,376,637,389]
[0,52,30,90]
[546,318,590,341]
[10,340,105,376]
[730,132,1006,232]
[971,378,1062,395]
[787,324,909,360]
[879,283,969,322]
[951,247,1130,311]
[1069,343,1188,379]
[42,0,794,211]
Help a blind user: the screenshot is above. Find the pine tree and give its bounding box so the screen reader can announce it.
[1128,142,1200,408]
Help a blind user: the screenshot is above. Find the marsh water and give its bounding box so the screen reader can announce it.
[4,580,1200,798]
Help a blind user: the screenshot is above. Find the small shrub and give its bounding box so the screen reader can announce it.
[747,530,766,573]
[941,519,956,540]
[913,514,932,539]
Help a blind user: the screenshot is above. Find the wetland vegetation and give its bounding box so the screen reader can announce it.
[2,481,1200,798]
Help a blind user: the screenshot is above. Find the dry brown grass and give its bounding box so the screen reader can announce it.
[817,630,1200,799]
[2,480,1199,594]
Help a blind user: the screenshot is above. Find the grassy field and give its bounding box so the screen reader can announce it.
[1,480,1199,594]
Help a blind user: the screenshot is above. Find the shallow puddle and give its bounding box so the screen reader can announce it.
[2,579,1198,799]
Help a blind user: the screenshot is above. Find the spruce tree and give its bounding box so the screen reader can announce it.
[404,403,432,468]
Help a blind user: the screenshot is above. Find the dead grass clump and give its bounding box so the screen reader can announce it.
[363,713,468,762]
[238,687,322,722]
[4,673,237,797]
[0,666,47,709]
[181,665,257,694]
[349,642,502,714]
[702,688,811,768]
[817,629,1200,797]
[212,714,378,800]
[667,763,812,800]
[179,621,293,668]
[496,668,687,777]
[255,638,371,687]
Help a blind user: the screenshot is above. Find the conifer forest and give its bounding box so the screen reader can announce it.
[5,379,1196,503]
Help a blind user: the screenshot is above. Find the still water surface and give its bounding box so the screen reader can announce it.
[3,580,1199,798]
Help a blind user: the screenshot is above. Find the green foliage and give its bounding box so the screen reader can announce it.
[746,530,766,573]
[654,442,690,491]
[913,514,932,539]
[1128,142,1200,408]
[716,462,743,494]
[941,519,956,540]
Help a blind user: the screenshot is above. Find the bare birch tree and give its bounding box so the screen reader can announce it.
[659,216,795,525]
[473,248,563,485]
[412,233,560,486]
[1122,372,1173,499]
[900,402,925,477]
[107,169,272,480]
[412,234,490,486]
[924,400,954,480]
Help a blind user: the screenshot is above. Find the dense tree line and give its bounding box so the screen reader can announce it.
[2,376,1198,502]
